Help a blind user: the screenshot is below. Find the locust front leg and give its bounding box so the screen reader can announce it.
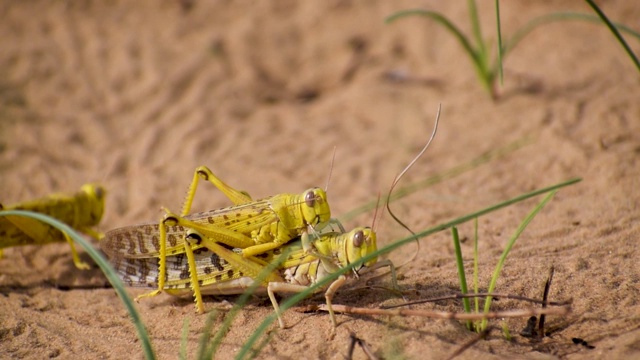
[267,275,347,337]
[170,210,296,259]
[361,259,401,296]
[62,233,91,270]
[63,226,104,270]
[240,223,296,258]
[300,218,345,254]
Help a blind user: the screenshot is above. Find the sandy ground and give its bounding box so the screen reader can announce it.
[1,1,639,359]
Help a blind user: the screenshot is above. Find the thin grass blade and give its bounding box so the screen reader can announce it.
[451,226,472,330]
[0,210,156,360]
[480,190,558,330]
[584,0,640,72]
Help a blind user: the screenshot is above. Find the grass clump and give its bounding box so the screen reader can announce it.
[386,1,640,99]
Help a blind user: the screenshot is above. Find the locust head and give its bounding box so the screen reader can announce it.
[80,183,106,226]
[300,187,331,227]
[344,227,378,271]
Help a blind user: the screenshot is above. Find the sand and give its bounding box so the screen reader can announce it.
[1,1,639,359]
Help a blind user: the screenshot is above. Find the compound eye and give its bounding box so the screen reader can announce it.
[95,186,105,199]
[353,230,364,247]
[305,191,316,208]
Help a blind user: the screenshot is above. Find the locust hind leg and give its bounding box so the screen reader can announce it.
[183,233,205,313]
[131,225,208,314]
[181,166,254,216]
[147,211,255,312]
[135,217,171,304]
[184,229,283,313]
[266,282,309,329]
[154,212,283,313]
[164,211,257,249]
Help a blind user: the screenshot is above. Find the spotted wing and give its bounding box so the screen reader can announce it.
[102,198,280,259]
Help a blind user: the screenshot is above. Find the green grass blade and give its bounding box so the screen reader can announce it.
[495,0,504,85]
[584,0,640,72]
[236,314,279,360]
[0,210,156,360]
[205,248,290,359]
[503,12,640,58]
[180,318,189,360]
[385,9,477,58]
[467,0,487,68]
[339,136,533,222]
[473,217,480,315]
[246,331,275,360]
[479,190,557,330]
[197,310,219,360]
[451,226,472,330]
[237,178,580,357]
[385,9,486,83]
[502,322,512,340]
[466,0,494,93]
[386,178,579,257]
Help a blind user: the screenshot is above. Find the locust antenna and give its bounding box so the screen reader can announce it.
[324,146,337,192]
[371,191,382,233]
[386,104,441,269]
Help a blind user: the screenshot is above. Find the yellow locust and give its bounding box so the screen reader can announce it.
[0,184,106,269]
[107,226,388,331]
[102,165,332,312]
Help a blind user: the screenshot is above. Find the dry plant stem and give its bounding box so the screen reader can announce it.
[446,327,492,360]
[346,332,357,360]
[384,105,441,271]
[539,265,555,339]
[382,292,571,309]
[347,332,379,360]
[386,104,441,236]
[339,136,534,223]
[520,316,537,338]
[317,304,570,320]
[325,146,337,192]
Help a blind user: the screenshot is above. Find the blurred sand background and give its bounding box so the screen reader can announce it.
[0,1,639,359]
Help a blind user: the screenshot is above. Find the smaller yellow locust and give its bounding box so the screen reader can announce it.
[102,165,332,312]
[0,184,106,269]
[107,226,392,332]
